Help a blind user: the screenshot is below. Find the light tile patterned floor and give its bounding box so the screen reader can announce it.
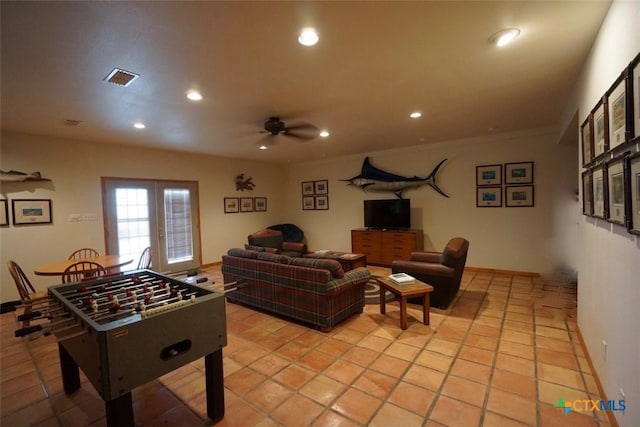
[0,266,613,426]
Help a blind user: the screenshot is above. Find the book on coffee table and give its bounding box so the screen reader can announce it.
[388,273,415,285]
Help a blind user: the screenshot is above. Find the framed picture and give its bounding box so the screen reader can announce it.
[581,115,594,167]
[606,71,629,150]
[632,52,640,139]
[592,164,607,219]
[314,180,329,195]
[12,199,52,225]
[302,196,315,210]
[224,197,239,213]
[505,185,534,207]
[476,186,502,207]
[476,164,502,186]
[606,156,625,225]
[240,197,254,212]
[592,99,609,158]
[315,195,329,210]
[504,161,534,184]
[582,170,593,216]
[254,197,267,212]
[302,181,315,196]
[627,151,640,235]
[0,200,8,226]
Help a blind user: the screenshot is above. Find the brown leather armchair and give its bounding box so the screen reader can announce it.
[391,237,469,309]
[247,229,307,257]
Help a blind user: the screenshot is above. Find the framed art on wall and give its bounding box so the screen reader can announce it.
[0,199,8,226]
[628,152,640,235]
[476,187,502,207]
[240,197,254,212]
[224,197,239,213]
[606,156,625,225]
[581,115,594,167]
[592,164,607,219]
[254,197,267,212]
[302,196,315,210]
[592,99,609,158]
[504,162,534,184]
[302,181,314,196]
[12,199,52,225]
[315,196,329,210]
[476,164,502,186]
[582,170,593,216]
[505,185,534,207]
[633,53,640,139]
[606,71,629,150]
[314,180,328,195]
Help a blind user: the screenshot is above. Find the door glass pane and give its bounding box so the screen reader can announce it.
[163,188,193,264]
[115,188,151,263]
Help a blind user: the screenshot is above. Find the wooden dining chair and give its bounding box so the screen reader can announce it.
[137,247,152,269]
[62,261,107,284]
[7,261,49,328]
[67,248,100,260]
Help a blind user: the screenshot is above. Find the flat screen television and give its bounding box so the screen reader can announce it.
[363,199,410,230]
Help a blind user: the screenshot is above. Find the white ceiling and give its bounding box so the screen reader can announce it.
[1,1,611,163]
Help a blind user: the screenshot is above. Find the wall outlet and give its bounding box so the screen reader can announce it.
[602,340,607,360]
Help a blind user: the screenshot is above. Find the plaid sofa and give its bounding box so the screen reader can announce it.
[222,248,371,330]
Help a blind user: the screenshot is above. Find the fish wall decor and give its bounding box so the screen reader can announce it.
[342,157,448,199]
[1,170,51,182]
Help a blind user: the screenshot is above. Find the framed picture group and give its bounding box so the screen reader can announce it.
[580,52,640,235]
[301,180,329,210]
[0,199,53,226]
[224,196,267,214]
[476,162,534,208]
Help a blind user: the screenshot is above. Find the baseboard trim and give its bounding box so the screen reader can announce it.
[576,325,620,427]
[464,266,540,277]
[202,261,222,268]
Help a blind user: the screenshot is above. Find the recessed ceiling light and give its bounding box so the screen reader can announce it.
[410,112,422,119]
[259,145,268,150]
[186,90,203,101]
[298,27,319,46]
[133,122,146,129]
[489,28,520,47]
[319,130,330,138]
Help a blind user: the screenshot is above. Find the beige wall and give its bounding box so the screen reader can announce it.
[567,1,640,425]
[285,127,578,275]
[1,132,286,301]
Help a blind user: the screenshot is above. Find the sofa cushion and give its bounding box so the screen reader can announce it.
[288,257,345,278]
[245,244,266,252]
[257,251,291,264]
[227,248,259,259]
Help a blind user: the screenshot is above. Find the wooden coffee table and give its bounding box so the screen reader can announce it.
[305,251,367,272]
[375,276,434,330]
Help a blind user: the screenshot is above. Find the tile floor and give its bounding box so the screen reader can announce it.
[0,266,613,426]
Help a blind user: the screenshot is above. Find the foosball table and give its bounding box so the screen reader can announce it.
[16,269,227,427]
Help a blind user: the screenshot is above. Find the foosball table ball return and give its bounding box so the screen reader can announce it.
[15,270,227,427]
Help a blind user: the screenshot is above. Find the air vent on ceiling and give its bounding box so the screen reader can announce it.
[104,68,139,87]
[64,119,82,126]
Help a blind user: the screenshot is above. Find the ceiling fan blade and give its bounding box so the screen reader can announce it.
[285,123,318,132]
[282,131,315,141]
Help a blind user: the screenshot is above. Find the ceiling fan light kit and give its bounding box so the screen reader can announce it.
[298,27,319,46]
[489,28,520,47]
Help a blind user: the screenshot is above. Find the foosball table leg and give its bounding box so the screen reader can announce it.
[106,393,134,427]
[58,343,80,394]
[204,350,225,423]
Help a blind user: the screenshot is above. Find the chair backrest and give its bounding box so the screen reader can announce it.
[137,247,152,269]
[62,261,107,284]
[7,260,37,300]
[68,248,100,260]
[441,237,469,276]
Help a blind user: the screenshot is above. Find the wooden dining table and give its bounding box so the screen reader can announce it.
[34,255,134,276]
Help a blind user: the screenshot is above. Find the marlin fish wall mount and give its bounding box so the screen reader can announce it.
[342,157,449,199]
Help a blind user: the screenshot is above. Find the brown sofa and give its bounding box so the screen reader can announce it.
[391,237,469,309]
[222,248,371,330]
[247,229,306,257]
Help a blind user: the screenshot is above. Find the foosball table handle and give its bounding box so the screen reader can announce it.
[15,325,43,337]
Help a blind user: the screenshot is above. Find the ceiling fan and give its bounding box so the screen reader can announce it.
[260,116,318,141]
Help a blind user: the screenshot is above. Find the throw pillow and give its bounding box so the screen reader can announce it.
[228,248,259,259]
[245,244,266,252]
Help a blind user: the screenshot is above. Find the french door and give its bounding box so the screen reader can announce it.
[102,178,201,273]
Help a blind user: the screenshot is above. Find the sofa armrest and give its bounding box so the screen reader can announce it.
[325,267,371,296]
[392,260,454,278]
[409,251,441,263]
[283,241,306,253]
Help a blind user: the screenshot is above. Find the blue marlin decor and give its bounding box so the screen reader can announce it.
[342,157,448,199]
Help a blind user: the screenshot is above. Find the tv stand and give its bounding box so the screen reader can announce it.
[351,228,424,267]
